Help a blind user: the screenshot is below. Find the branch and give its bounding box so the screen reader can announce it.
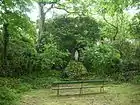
[53,6,78,14]
[53,3,81,14]
[38,1,58,4]
[103,14,118,40]
[103,14,117,29]
[44,4,54,15]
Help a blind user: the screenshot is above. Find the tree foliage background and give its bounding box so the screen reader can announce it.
[0,0,140,80]
[0,0,140,104]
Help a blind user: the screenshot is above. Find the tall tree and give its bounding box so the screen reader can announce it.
[0,0,34,75]
[44,16,100,59]
[36,0,60,52]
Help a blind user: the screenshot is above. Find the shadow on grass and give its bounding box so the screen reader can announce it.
[50,92,107,97]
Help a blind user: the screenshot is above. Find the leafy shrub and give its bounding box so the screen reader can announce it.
[39,43,69,71]
[0,77,31,93]
[0,87,18,105]
[0,78,20,89]
[130,75,140,84]
[0,38,36,77]
[15,83,32,93]
[20,70,61,89]
[64,60,87,80]
[82,44,120,76]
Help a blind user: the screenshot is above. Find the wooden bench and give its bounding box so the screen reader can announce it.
[52,80,106,96]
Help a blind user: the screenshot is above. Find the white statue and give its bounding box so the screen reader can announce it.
[74,50,79,61]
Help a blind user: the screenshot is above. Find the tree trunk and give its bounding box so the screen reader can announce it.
[3,23,9,63]
[2,23,9,76]
[37,3,46,52]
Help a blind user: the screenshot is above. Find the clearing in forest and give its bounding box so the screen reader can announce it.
[20,83,140,105]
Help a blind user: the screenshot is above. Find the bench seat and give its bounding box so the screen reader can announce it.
[52,80,107,96]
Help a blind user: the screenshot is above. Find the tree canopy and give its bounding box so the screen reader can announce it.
[0,1,140,104]
[0,0,139,80]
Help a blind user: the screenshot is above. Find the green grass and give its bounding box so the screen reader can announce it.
[20,83,140,105]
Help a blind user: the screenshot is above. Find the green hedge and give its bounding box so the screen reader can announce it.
[0,87,18,105]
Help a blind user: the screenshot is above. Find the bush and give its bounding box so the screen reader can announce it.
[0,87,18,105]
[64,60,87,80]
[0,78,20,89]
[0,77,32,93]
[20,70,61,89]
[39,43,69,71]
[15,83,32,93]
[130,75,140,84]
[82,44,120,76]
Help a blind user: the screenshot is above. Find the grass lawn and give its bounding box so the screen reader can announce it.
[20,83,140,105]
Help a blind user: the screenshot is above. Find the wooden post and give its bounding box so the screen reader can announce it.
[80,82,83,95]
[100,81,104,93]
[57,84,59,96]
[103,81,105,92]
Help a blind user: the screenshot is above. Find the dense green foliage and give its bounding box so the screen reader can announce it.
[83,43,120,75]
[0,87,17,105]
[0,0,140,105]
[0,0,139,79]
[64,60,87,80]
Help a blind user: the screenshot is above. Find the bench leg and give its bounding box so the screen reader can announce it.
[103,86,104,92]
[80,83,83,95]
[57,89,59,96]
[100,85,104,93]
[57,84,59,96]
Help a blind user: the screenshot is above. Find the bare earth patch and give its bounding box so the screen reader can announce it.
[20,84,140,105]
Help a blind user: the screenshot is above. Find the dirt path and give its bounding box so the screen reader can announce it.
[20,84,140,105]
